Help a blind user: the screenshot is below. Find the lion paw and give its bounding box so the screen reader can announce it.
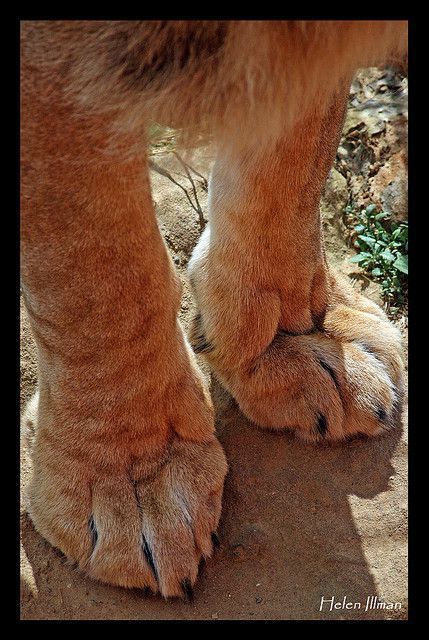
[189,271,404,443]
[23,398,227,597]
[232,304,404,442]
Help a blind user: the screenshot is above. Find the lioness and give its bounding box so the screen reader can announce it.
[21,20,407,599]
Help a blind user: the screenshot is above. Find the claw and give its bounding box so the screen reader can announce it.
[318,358,340,390]
[376,406,387,422]
[315,413,328,437]
[142,535,158,582]
[88,515,98,550]
[181,578,194,602]
[211,531,221,549]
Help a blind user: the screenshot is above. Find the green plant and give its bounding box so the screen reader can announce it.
[346,203,408,310]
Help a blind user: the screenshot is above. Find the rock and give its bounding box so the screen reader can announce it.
[340,259,384,308]
[368,150,408,221]
[321,168,351,267]
[321,168,348,224]
[336,67,407,226]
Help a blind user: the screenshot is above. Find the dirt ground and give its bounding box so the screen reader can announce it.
[20,69,408,621]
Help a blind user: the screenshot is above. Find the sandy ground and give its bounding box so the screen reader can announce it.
[20,84,408,621]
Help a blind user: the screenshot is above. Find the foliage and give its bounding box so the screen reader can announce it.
[346,203,408,310]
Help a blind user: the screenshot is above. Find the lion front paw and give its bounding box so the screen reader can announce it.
[189,265,405,443]
[23,397,227,598]
[225,300,404,442]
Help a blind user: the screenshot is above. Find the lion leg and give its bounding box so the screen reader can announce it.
[189,85,404,442]
[21,64,226,597]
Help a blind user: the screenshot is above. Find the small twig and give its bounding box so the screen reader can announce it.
[148,158,200,215]
[174,169,208,192]
[149,156,207,231]
[180,161,208,192]
[173,152,206,229]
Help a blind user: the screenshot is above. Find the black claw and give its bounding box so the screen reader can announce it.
[376,406,388,423]
[211,532,221,549]
[181,578,194,602]
[142,535,159,582]
[358,342,385,366]
[319,359,339,390]
[358,341,374,355]
[88,516,98,550]
[191,313,214,354]
[278,326,316,337]
[315,413,328,437]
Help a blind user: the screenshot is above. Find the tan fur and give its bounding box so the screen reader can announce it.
[20,20,407,596]
[21,20,407,152]
[188,86,404,441]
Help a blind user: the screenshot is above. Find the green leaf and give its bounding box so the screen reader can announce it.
[375,211,389,220]
[393,255,408,274]
[350,253,370,263]
[366,204,377,215]
[354,224,365,232]
[358,235,377,246]
[371,267,382,276]
[380,249,396,262]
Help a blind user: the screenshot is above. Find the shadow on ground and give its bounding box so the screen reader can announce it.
[20,377,406,621]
